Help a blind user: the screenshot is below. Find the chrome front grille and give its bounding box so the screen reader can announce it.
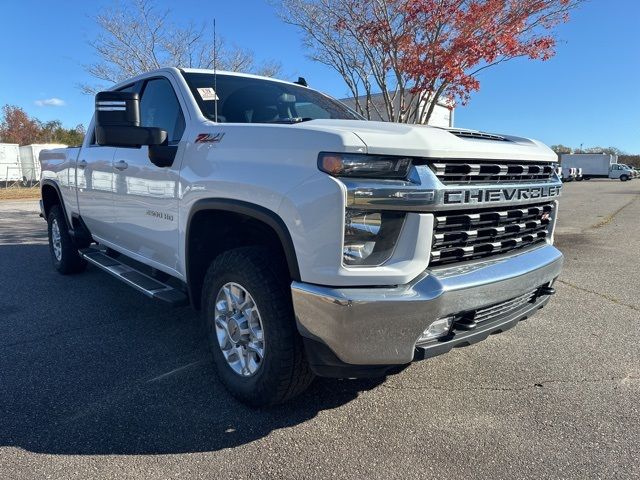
[430,202,554,266]
[473,290,537,323]
[431,160,556,184]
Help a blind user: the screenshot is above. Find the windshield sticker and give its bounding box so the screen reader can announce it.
[197,87,219,101]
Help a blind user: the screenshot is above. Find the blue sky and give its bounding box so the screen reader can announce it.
[1,0,638,152]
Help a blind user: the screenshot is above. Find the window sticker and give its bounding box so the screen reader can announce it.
[197,87,219,101]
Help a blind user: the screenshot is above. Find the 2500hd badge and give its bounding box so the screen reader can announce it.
[443,184,561,205]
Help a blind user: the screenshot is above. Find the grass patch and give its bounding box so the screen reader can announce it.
[0,187,41,201]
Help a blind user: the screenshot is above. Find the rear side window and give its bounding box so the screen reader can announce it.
[139,78,186,143]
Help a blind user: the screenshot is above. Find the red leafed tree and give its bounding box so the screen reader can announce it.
[278,0,582,124]
[0,106,42,145]
[0,105,86,146]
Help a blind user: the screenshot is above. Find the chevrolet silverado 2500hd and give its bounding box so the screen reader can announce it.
[40,68,563,406]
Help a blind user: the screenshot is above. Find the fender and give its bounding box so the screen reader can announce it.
[185,197,302,292]
[40,179,67,219]
[41,179,93,246]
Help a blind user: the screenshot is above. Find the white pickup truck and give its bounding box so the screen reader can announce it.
[40,68,563,406]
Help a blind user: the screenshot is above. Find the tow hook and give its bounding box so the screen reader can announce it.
[538,286,556,296]
[453,317,477,331]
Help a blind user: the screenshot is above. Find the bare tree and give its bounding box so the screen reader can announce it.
[279,0,389,120]
[83,0,281,93]
[278,0,582,124]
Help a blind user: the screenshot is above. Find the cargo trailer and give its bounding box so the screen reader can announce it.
[19,144,67,183]
[0,143,22,185]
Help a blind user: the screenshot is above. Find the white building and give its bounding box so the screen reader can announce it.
[340,91,454,128]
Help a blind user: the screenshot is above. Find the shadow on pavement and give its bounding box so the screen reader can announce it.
[0,210,48,245]
[0,243,385,455]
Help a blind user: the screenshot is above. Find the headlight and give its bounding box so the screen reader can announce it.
[343,209,405,266]
[318,152,412,180]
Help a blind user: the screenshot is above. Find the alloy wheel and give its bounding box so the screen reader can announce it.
[213,282,265,376]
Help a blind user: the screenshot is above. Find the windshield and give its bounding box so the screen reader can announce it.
[182,72,362,124]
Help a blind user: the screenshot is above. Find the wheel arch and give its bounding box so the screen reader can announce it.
[185,198,301,309]
[41,180,65,219]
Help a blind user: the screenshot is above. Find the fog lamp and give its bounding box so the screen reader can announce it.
[417,316,453,343]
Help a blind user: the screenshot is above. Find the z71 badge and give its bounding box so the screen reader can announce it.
[195,132,225,144]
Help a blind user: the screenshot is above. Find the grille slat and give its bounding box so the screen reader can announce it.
[430,202,554,266]
[473,291,537,322]
[431,160,556,184]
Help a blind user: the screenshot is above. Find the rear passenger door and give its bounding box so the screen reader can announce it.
[75,137,117,241]
[111,76,186,275]
[76,83,138,244]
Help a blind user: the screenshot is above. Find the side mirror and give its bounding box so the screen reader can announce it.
[94,91,167,148]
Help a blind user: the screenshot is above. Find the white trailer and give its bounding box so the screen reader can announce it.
[0,143,22,184]
[19,144,67,183]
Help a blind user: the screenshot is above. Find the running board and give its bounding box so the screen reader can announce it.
[80,248,188,306]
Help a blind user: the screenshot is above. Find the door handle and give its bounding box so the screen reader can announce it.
[78,159,88,169]
[114,160,129,171]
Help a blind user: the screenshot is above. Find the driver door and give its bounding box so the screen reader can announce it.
[110,76,186,274]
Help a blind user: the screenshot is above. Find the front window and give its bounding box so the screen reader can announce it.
[182,72,362,124]
[139,78,186,143]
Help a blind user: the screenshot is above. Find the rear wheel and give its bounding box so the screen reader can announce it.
[47,205,87,274]
[201,247,314,406]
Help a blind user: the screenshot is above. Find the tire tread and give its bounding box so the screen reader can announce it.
[47,205,87,275]
[201,247,314,406]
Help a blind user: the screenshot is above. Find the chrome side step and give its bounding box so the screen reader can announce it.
[80,248,188,306]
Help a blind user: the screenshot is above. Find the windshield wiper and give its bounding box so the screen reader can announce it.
[264,117,313,124]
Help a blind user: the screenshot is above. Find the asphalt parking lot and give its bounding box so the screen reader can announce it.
[1,180,638,479]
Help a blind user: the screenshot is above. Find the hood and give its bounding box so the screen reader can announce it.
[295,119,556,163]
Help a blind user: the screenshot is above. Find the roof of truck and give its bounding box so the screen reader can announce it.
[112,67,303,91]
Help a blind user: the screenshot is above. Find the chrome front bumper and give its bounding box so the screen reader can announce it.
[292,244,563,367]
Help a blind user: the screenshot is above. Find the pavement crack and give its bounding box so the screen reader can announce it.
[147,359,208,382]
[382,375,640,393]
[557,279,640,312]
[589,193,640,229]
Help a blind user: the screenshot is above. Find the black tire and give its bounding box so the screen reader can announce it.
[576,176,583,182]
[47,205,87,274]
[201,247,314,406]
[620,175,629,182]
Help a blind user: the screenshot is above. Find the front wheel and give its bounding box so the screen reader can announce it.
[620,175,629,182]
[201,247,314,406]
[47,205,87,274]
